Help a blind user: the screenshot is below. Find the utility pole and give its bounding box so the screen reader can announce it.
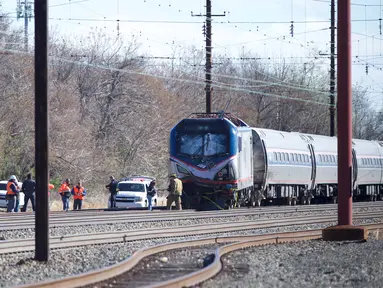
[34,0,49,261]
[323,0,367,242]
[330,0,336,136]
[17,0,34,52]
[192,0,225,113]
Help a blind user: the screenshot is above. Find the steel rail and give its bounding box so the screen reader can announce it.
[1,201,383,220]
[1,211,383,254]
[14,223,383,288]
[1,202,383,231]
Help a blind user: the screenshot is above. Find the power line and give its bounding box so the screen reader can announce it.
[0,47,332,107]
[312,0,383,6]
[37,17,383,24]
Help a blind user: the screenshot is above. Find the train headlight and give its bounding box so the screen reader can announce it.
[214,164,235,181]
[134,196,143,202]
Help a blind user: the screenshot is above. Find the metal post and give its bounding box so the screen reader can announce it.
[337,0,352,226]
[205,0,212,113]
[34,0,49,262]
[330,0,336,136]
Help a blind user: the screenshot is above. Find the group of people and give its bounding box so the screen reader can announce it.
[58,179,87,211]
[6,172,184,213]
[5,173,55,213]
[5,173,87,212]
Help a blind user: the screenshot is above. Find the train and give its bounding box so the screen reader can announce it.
[168,112,383,210]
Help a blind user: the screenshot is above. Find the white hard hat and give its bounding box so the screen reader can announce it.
[9,175,16,180]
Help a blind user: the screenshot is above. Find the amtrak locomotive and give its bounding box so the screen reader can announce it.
[168,112,383,210]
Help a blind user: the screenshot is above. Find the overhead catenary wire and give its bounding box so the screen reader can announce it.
[0,47,331,106]
[3,0,382,101]
[25,17,383,24]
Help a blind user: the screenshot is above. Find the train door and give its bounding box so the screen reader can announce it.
[261,140,268,187]
[352,148,358,190]
[308,144,316,190]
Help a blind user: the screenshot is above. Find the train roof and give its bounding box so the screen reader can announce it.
[186,112,249,127]
[252,128,310,152]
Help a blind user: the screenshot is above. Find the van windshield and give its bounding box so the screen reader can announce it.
[118,183,146,192]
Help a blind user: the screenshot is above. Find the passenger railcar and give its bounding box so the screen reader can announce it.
[168,112,383,210]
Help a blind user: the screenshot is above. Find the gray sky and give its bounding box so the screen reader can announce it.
[1,0,383,108]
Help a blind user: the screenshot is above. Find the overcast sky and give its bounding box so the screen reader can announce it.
[1,0,383,108]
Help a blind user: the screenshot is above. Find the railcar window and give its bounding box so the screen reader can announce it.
[0,184,6,190]
[285,153,289,162]
[273,152,277,162]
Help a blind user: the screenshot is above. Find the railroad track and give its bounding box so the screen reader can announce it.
[1,202,383,230]
[15,223,383,288]
[1,211,383,255]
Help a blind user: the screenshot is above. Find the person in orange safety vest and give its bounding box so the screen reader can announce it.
[6,175,20,213]
[71,180,87,210]
[59,178,71,211]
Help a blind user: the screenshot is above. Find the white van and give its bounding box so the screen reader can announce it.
[0,180,24,209]
[108,176,157,209]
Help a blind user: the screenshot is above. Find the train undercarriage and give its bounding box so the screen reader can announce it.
[181,182,383,211]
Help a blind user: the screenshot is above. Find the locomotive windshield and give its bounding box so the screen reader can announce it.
[178,133,228,157]
[175,120,230,157]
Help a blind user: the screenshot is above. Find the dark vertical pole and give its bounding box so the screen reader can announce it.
[205,0,212,113]
[330,0,336,136]
[34,0,49,261]
[24,1,28,52]
[337,0,352,226]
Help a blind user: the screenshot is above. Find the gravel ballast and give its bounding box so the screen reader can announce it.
[1,206,383,240]
[201,239,383,288]
[0,220,382,288]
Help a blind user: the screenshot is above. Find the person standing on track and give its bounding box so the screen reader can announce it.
[6,175,20,213]
[106,176,118,208]
[21,173,36,212]
[166,174,183,210]
[71,180,87,210]
[146,179,157,211]
[59,178,71,211]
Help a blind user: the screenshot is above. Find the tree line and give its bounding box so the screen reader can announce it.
[0,14,382,195]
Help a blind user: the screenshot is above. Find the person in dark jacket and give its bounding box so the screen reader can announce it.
[21,173,36,212]
[146,180,157,211]
[106,176,118,208]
